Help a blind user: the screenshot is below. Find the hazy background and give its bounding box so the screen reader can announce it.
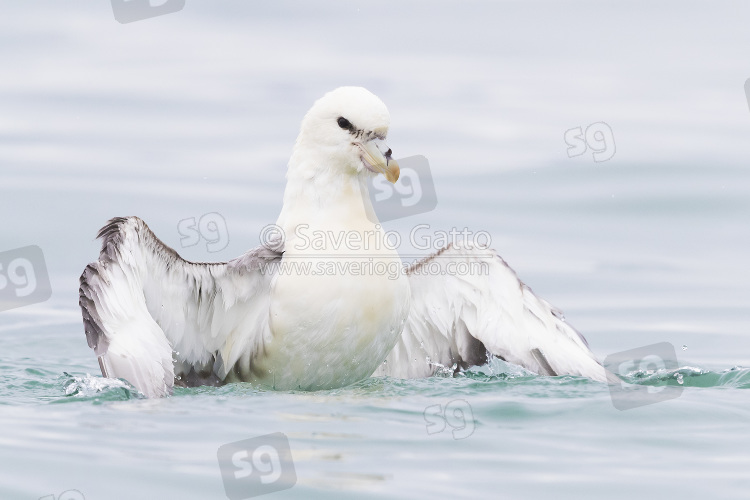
[2,0,748,363]
[1,2,750,499]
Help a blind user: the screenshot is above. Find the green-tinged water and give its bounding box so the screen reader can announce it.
[3,1,750,499]
[2,317,750,500]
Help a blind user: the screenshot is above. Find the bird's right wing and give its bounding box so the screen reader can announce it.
[79,217,281,397]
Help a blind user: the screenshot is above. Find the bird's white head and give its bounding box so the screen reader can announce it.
[293,86,400,184]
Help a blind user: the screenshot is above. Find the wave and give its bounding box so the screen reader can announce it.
[29,363,750,405]
[614,365,750,389]
[460,361,750,389]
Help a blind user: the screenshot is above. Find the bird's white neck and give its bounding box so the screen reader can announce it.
[275,144,380,239]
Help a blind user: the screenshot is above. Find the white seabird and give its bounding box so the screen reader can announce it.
[79,87,606,397]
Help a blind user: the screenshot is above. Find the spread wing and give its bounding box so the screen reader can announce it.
[376,242,606,381]
[79,217,281,397]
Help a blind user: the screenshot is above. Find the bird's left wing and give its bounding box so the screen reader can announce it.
[79,217,281,397]
[376,242,606,381]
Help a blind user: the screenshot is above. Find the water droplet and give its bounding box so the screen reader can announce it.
[682,345,687,351]
[382,359,387,365]
[676,373,684,385]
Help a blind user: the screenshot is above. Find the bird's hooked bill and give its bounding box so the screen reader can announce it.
[360,138,400,183]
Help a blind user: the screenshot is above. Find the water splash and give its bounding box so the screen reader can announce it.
[427,360,458,378]
[61,373,142,400]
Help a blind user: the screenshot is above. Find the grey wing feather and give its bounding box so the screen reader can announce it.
[376,242,606,381]
[79,216,282,397]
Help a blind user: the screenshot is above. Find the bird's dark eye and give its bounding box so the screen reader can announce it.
[337,117,352,130]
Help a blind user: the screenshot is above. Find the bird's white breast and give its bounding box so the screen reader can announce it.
[254,177,410,390]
